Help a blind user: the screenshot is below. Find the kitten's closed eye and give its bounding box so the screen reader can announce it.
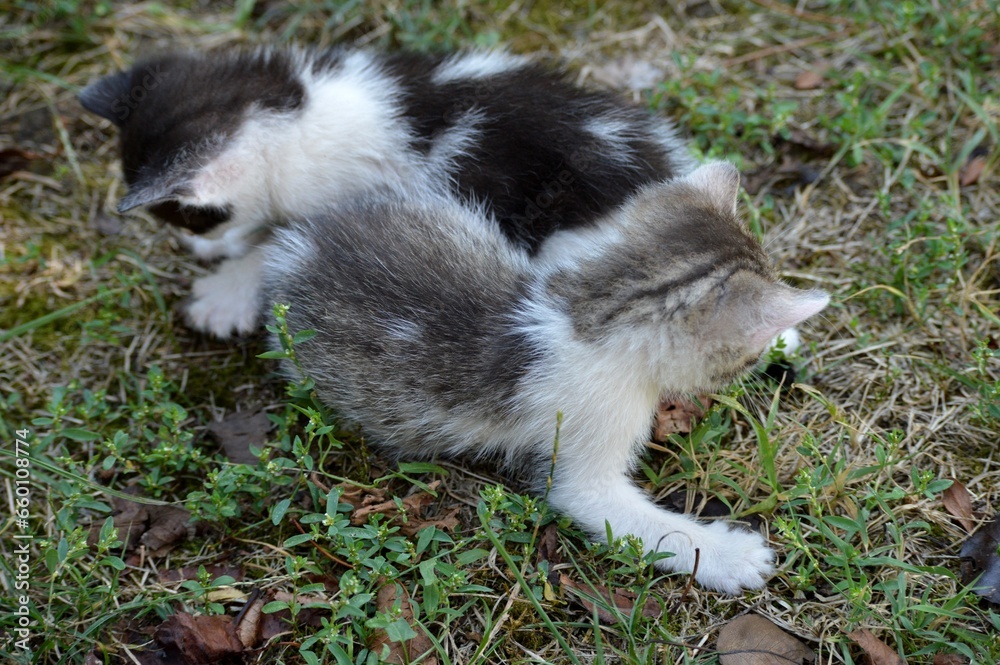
[147,201,232,233]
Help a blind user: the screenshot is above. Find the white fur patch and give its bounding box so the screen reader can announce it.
[426,109,484,179]
[651,121,698,175]
[432,51,529,84]
[182,50,418,247]
[583,116,636,165]
[508,296,774,593]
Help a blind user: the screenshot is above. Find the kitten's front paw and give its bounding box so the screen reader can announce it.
[692,521,775,594]
[185,273,260,339]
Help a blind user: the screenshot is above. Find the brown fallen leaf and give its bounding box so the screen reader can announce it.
[338,482,385,507]
[536,523,561,568]
[253,591,328,642]
[942,481,976,533]
[154,613,243,664]
[959,513,1000,605]
[370,582,437,665]
[558,573,662,624]
[932,654,969,665]
[399,505,461,537]
[346,481,460,536]
[142,505,193,554]
[717,614,815,665]
[236,596,263,648]
[653,395,711,440]
[87,496,192,554]
[959,155,986,187]
[846,628,906,665]
[0,147,44,179]
[794,70,824,90]
[208,411,273,465]
[87,495,148,549]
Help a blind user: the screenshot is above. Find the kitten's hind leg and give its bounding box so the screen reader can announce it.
[547,465,774,594]
[185,248,265,338]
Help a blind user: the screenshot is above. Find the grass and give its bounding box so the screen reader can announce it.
[1,0,998,662]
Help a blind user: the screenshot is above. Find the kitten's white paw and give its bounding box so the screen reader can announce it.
[768,327,801,356]
[185,272,260,339]
[180,233,224,260]
[691,521,775,594]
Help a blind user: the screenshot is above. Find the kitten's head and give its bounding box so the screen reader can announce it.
[547,161,829,393]
[79,50,305,234]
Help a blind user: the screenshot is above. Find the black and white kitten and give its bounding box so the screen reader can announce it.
[261,162,830,594]
[79,48,694,338]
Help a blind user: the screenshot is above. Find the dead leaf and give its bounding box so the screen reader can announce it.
[399,505,461,536]
[0,147,43,179]
[959,513,1000,605]
[959,155,986,187]
[794,70,824,90]
[933,654,969,665]
[653,395,711,440]
[370,582,437,665]
[88,496,191,554]
[847,628,906,665]
[345,481,460,536]
[558,573,662,624]
[942,481,976,532]
[717,614,815,665]
[87,495,148,549]
[142,505,192,554]
[255,590,330,642]
[154,613,243,664]
[537,523,561,567]
[208,411,272,465]
[236,597,263,648]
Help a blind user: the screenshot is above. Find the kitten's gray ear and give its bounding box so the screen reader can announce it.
[79,71,132,126]
[117,182,180,213]
[748,285,829,349]
[684,162,741,212]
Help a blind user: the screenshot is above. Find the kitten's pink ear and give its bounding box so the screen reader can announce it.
[749,286,829,349]
[683,162,741,213]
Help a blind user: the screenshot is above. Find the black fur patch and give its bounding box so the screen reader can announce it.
[381,57,682,253]
[146,201,233,234]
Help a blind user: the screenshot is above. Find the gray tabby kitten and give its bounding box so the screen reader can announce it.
[262,162,829,594]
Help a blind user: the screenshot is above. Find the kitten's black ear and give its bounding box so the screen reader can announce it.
[684,162,741,212]
[117,181,179,213]
[79,71,132,126]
